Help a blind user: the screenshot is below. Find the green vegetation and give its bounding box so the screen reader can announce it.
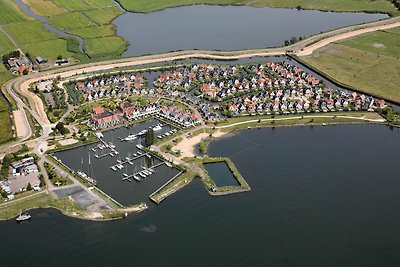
[44,161,72,186]
[145,128,155,146]
[301,27,400,103]
[22,0,66,17]
[83,7,123,25]
[198,157,250,193]
[49,12,95,30]
[118,0,399,15]
[0,96,13,144]
[0,0,33,25]
[0,191,51,219]
[84,36,127,58]
[69,25,116,39]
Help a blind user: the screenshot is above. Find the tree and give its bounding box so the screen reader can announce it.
[145,128,154,146]
[22,68,29,75]
[296,5,302,10]
[26,183,32,191]
[57,55,63,60]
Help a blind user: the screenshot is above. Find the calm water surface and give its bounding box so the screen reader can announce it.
[1,124,400,266]
[204,162,240,187]
[115,5,387,56]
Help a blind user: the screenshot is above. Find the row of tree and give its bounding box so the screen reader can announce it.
[392,0,400,10]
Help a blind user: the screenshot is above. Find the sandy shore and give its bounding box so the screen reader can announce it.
[175,130,227,158]
[12,110,28,137]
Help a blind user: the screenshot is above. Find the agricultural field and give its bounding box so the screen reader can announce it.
[0,95,13,144]
[51,0,90,11]
[302,28,400,103]
[0,30,16,56]
[4,20,59,44]
[117,0,399,15]
[49,12,95,30]
[83,7,124,25]
[84,36,127,58]
[69,25,116,39]
[22,0,66,17]
[23,39,75,59]
[0,0,32,25]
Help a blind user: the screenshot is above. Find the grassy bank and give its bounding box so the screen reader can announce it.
[199,157,250,194]
[0,95,13,144]
[301,27,400,104]
[117,0,399,15]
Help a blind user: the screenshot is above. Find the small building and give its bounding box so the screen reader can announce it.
[36,56,47,64]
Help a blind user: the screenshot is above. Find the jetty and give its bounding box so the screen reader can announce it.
[122,162,165,182]
[110,153,149,170]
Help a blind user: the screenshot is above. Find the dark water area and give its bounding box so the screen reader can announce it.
[204,162,239,187]
[115,5,387,56]
[2,124,400,266]
[54,119,179,206]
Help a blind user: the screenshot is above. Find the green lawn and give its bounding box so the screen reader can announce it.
[0,30,16,56]
[0,0,33,25]
[84,36,127,57]
[23,38,74,59]
[302,43,400,103]
[21,0,67,17]
[4,21,58,43]
[51,0,90,11]
[83,7,124,25]
[69,25,116,38]
[0,97,13,144]
[81,0,118,9]
[49,12,95,30]
[117,0,398,15]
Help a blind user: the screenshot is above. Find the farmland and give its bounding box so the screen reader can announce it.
[301,27,400,103]
[0,94,13,144]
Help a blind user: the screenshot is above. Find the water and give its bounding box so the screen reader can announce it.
[115,5,387,56]
[14,0,85,52]
[204,162,239,187]
[2,124,400,266]
[54,119,180,206]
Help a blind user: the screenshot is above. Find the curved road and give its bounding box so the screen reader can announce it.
[1,15,400,155]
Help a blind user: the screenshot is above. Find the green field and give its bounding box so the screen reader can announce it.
[0,30,16,55]
[302,31,400,103]
[0,0,33,25]
[51,0,90,11]
[22,0,66,17]
[4,20,59,43]
[23,39,75,59]
[69,25,116,39]
[84,36,127,58]
[0,96,13,144]
[118,0,399,15]
[49,12,95,30]
[83,7,124,25]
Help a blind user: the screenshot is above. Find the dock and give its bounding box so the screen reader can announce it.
[110,153,150,170]
[121,162,166,182]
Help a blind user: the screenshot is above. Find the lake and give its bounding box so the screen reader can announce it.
[2,124,400,266]
[204,161,240,187]
[115,5,387,56]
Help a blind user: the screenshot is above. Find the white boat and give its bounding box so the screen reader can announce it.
[133,175,140,181]
[110,153,114,157]
[136,144,144,149]
[91,148,96,152]
[165,132,170,136]
[124,134,137,141]
[137,130,147,136]
[137,151,142,155]
[125,157,131,160]
[165,162,172,167]
[123,173,128,177]
[153,125,162,131]
[157,135,162,139]
[111,166,117,171]
[114,151,119,155]
[117,159,122,164]
[146,154,151,159]
[117,165,123,170]
[128,161,133,165]
[16,212,31,222]
[142,170,150,175]
[139,172,147,178]
[109,143,116,149]
[133,153,137,157]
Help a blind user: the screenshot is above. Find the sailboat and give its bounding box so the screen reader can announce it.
[86,153,97,186]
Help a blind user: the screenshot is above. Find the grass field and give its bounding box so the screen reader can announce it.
[22,0,66,17]
[83,7,124,25]
[84,36,127,58]
[0,30,16,56]
[69,25,116,38]
[117,0,399,15]
[49,12,95,30]
[51,0,90,11]
[302,35,400,103]
[24,39,75,59]
[4,20,59,43]
[0,96,13,144]
[0,0,33,25]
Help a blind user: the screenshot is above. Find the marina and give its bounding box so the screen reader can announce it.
[53,119,181,206]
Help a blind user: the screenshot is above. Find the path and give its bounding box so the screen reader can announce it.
[0,26,18,48]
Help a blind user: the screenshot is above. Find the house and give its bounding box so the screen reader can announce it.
[36,56,47,64]
[90,107,120,129]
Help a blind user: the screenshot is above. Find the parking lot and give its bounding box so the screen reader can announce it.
[8,172,40,193]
